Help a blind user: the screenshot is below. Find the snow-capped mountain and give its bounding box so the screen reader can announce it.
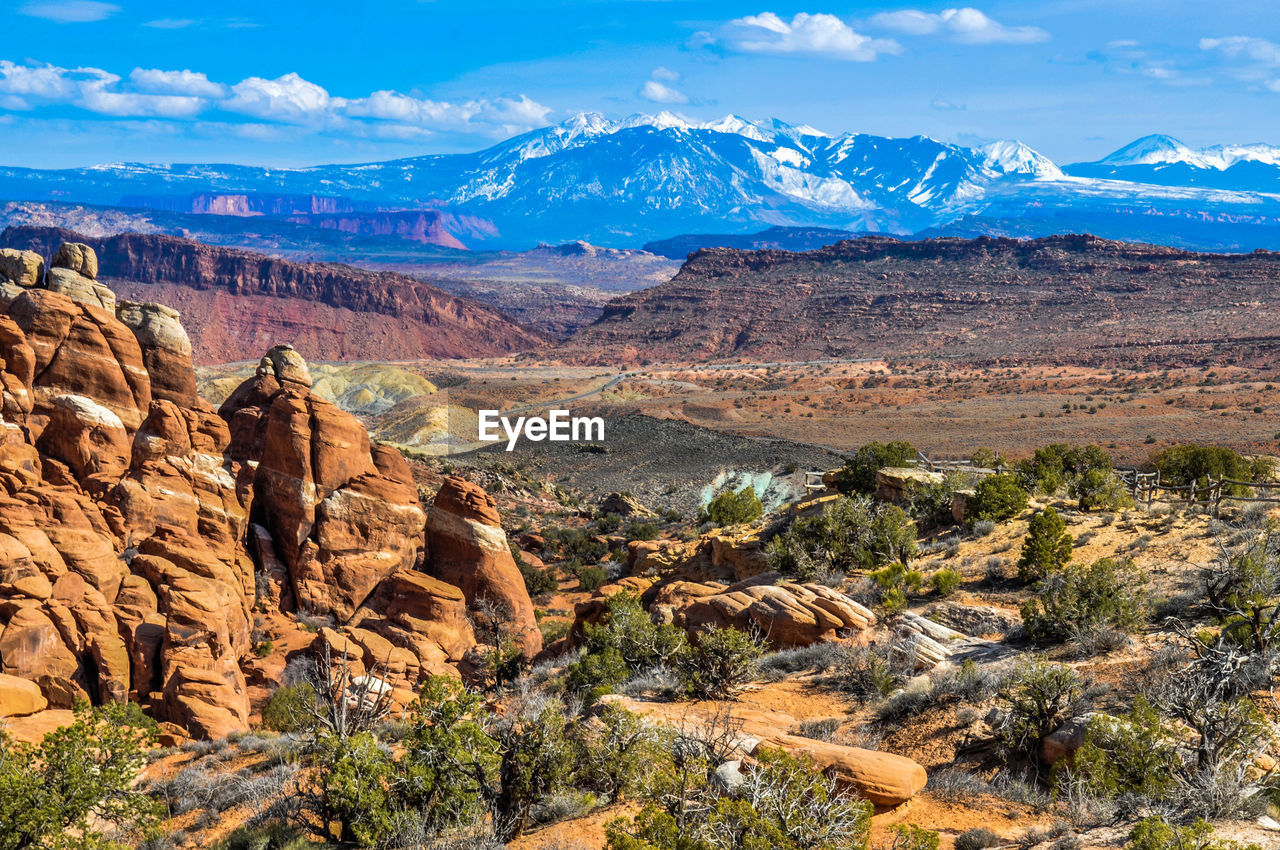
[2,114,1280,249]
[1066,133,1280,194]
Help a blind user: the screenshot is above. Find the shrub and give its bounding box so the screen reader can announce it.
[1072,467,1134,512]
[1016,444,1114,497]
[0,702,160,850]
[1202,526,1280,653]
[968,473,1029,522]
[310,731,399,847]
[833,440,918,495]
[954,827,1003,850]
[701,486,764,527]
[767,496,917,579]
[515,549,558,599]
[995,658,1086,762]
[1021,557,1147,647]
[679,626,766,699]
[1062,697,1176,800]
[605,748,872,850]
[885,824,940,850]
[570,704,663,804]
[1151,444,1274,493]
[565,593,689,698]
[575,565,608,592]
[909,473,965,529]
[539,618,572,645]
[262,682,318,734]
[872,562,924,612]
[625,521,661,541]
[929,567,962,596]
[838,643,910,702]
[543,526,609,569]
[1017,508,1073,584]
[254,640,275,658]
[1125,816,1260,850]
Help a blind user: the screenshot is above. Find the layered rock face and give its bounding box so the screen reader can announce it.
[2,226,546,364]
[0,240,536,737]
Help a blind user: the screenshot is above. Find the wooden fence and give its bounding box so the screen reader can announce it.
[809,453,1279,515]
[1118,470,1280,514]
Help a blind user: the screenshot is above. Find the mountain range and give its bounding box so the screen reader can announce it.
[4,114,1280,250]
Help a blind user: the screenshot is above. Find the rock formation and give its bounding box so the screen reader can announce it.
[658,575,876,648]
[427,476,543,658]
[751,734,928,807]
[2,226,546,364]
[0,238,538,738]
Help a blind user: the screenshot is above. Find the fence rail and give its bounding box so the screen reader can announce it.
[810,453,1278,515]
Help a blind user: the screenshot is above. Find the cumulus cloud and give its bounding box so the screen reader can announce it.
[19,0,118,22]
[651,66,681,83]
[870,7,1048,45]
[0,61,208,117]
[697,12,900,61]
[130,68,226,98]
[225,73,332,122]
[639,80,688,104]
[0,59,553,139]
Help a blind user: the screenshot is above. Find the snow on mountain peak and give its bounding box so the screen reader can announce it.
[979,140,1064,178]
[1099,134,1200,167]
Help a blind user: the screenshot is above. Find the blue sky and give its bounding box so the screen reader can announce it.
[1,0,1277,168]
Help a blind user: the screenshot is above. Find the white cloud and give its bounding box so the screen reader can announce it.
[143,18,198,29]
[225,73,333,122]
[651,66,681,82]
[701,12,900,61]
[870,7,1048,45]
[1201,36,1280,66]
[130,68,225,98]
[0,60,553,138]
[342,91,552,133]
[0,61,210,117]
[639,80,689,104]
[19,0,118,22]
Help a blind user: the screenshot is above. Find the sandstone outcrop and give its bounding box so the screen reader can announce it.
[219,346,427,622]
[117,301,196,406]
[662,575,876,647]
[752,734,927,807]
[427,476,543,658]
[0,238,517,739]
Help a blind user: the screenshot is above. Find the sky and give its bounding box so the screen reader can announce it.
[1,0,1278,168]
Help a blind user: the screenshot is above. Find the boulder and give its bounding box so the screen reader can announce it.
[0,605,87,706]
[51,242,98,280]
[259,343,312,389]
[875,467,943,504]
[752,734,927,807]
[0,248,44,288]
[670,575,876,647]
[0,672,47,717]
[116,301,197,406]
[600,492,655,518]
[427,476,542,658]
[45,267,116,312]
